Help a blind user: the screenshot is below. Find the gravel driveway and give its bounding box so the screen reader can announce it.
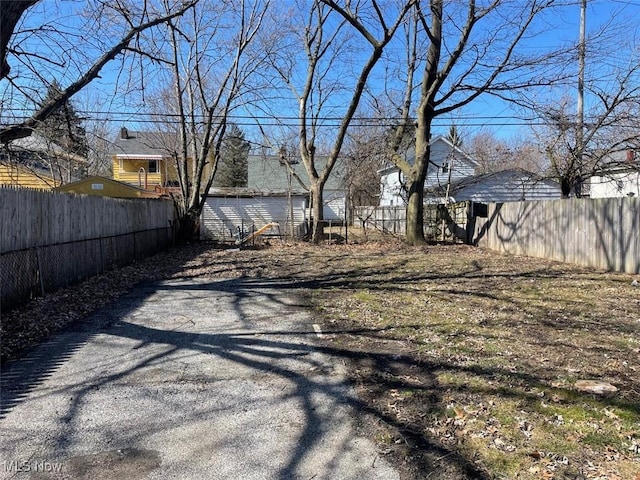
[0,276,398,480]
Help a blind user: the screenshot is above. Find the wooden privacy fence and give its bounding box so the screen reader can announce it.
[354,198,638,274]
[472,198,640,274]
[1,186,176,310]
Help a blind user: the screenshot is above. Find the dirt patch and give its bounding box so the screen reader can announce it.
[3,238,640,479]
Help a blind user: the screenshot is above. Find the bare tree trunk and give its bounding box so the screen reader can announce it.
[177,208,200,244]
[405,181,425,245]
[0,0,38,80]
[309,180,324,243]
[405,120,429,245]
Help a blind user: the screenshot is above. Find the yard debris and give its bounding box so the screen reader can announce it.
[4,239,640,480]
[574,380,618,395]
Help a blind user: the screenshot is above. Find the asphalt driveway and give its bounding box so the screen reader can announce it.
[0,277,398,480]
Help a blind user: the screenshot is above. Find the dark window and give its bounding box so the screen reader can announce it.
[441,162,449,174]
[148,160,158,173]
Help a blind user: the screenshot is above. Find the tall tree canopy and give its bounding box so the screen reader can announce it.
[325,0,570,244]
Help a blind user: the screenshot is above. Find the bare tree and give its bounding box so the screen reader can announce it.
[0,0,38,80]
[156,0,270,240]
[511,2,640,197]
[264,0,414,243]
[327,0,569,245]
[344,124,387,208]
[537,63,640,197]
[0,1,199,144]
[469,130,547,175]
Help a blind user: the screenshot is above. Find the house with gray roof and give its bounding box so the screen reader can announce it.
[109,128,204,191]
[379,135,479,206]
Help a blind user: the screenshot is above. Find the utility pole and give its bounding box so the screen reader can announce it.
[576,0,586,196]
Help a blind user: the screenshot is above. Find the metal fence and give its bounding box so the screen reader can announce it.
[1,228,173,311]
[1,186,175,311]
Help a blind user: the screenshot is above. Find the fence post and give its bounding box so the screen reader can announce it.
[35,246,45,296]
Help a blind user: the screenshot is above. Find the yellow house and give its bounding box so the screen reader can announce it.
[110,128,176,189]
[54,176,167,199]
[0,162,59,189]
[1,132,86,189]
[110,128,212,193]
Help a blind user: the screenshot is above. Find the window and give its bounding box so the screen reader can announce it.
[148,160,158,173]
[441,162,449,174]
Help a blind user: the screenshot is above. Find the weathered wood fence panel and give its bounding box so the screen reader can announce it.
[353,203,469,242]
[472,198,640,274]
[354,199,639,273]
[352,206,406,235]
[1,186,176,310]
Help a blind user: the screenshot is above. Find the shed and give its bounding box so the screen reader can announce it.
[201,189,308,242]
[246,154,346,221]
[201,153,346,241]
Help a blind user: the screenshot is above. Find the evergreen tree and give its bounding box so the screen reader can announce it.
[446,125,463,148]
[214,124,250,187]
[37,80,88,158]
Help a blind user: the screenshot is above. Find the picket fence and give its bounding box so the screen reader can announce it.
[1,186,176,310]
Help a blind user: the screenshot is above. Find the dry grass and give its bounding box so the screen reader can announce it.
[217,238,640,479]
[3,235,640,479]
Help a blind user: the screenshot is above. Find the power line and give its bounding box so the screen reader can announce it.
[3,109,637,129]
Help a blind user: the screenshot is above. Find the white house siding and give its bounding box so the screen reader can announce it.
[379,137,478,206]
[379,169,404,206]
[452,173,562,203]
[425,140,476,189]
[590,171,640,198]
[201,195,307,241]
[323,189,346,221]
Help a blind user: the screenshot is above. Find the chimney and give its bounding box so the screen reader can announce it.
[626,150,635,163]
[120,127,129,139]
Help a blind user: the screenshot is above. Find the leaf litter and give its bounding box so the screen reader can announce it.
[2,237,639,479]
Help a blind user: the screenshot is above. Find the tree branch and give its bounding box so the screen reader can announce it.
[0,0,39,80]
[0,0,199,144]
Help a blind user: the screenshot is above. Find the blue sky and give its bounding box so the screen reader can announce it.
[432,0,640,141]
[3,0,640,146]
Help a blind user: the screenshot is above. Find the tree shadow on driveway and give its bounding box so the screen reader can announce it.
[0,276,489,480]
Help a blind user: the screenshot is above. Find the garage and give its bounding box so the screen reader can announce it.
[201,191,308,242]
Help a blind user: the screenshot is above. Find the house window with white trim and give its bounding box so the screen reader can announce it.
[148,160,158,173]
[441,161,449,174]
